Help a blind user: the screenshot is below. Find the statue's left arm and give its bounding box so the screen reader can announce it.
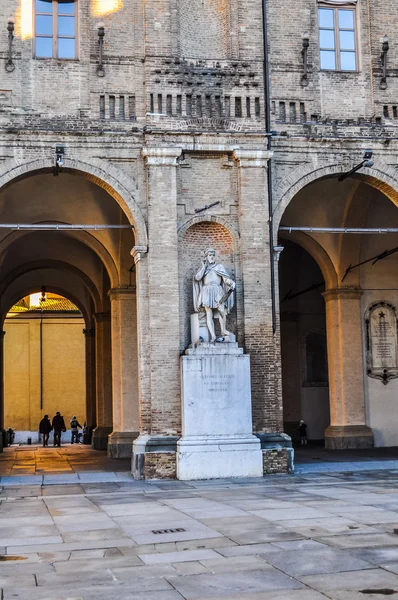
[214,264,235,313]
[214,264,235,289]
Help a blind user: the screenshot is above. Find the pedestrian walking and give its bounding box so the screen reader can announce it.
[70,416,82,444]
[299,419,308,445]
[39,414,52,447]
[52,412,66,447]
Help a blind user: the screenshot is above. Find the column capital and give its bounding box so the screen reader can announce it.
[232,149,273,168]
[273,245,284,262]
[142,147,183,166]
[94,312,111,324]
[130,245,148,264]
[108,286,136,301]
[323,287,363,303]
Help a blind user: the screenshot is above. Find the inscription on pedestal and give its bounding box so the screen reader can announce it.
[202,374,235,394]
[365,301,398,385]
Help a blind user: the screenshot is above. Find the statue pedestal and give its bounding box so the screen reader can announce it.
[177,342,263,480]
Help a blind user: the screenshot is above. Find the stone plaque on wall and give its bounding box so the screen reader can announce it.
[365,301,398,385]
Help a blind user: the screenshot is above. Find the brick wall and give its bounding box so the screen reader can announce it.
[262,449,290,475]
[143,452,177,479]
[178,0,231,60]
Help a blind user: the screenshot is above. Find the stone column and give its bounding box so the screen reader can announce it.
[132,147,182,479]
[92,313,112,450]
[0,328,5,451]
[108,288,140,458]
[83,326,96,432]
[323,288,373,448]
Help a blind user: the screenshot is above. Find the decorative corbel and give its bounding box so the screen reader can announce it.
[130,245,148,264]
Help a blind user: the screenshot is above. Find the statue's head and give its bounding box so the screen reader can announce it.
[205,248,216,264]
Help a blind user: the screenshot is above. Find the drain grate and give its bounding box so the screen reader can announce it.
[0,556,27,561]
[152,528,186,535]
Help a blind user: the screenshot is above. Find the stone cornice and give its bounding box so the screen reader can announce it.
[233,149,273,167]
[141,147,182,166]
[108,287,136,301]
[94,312,111,323]
[323,287,363,302]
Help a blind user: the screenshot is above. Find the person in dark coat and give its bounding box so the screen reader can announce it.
[39,415,52,447]
[70,416,82,444]
[299,420,308,445]
[52,412,66,447]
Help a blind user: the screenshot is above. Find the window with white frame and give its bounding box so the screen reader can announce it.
[318,5,357,71]
[35,0,77,59]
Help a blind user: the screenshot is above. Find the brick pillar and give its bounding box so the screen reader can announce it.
[233,151,280,426]
[108,288,140,458]
[324,288,373,449]
[132,147,182,480]
[92,312,112,451]
[233,150,291,461]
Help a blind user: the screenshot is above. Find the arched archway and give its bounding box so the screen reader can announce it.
[3,290,88,444]
[0,156,148,248]
[0,167,140,458]
[277,171,398,449]
[279,239,330,444]
[273,162,398,242]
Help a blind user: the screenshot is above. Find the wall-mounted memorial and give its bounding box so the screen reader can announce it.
[365,301,398,385]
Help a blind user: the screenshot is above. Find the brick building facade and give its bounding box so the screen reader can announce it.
[0,0,397,477]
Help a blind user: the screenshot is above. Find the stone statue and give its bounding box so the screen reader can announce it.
[193,248,235,342]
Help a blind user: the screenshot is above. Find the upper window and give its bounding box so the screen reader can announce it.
[35,0,77,59]
[318,6,357,71]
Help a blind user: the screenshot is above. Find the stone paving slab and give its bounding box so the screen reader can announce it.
[139,548,219,564]
[167,568,305,598]
[262,547,374,577]
[191,593,328,600]
[3,584,179,600]
[300,568,398,591]
[353,546,398,564]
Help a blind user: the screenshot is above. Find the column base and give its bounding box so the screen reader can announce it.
[108,431,139,458]
[325,425,374,450]
[256,433,294,474]
[92,426,113,451]
[132,435,179,480]
[177,435,263,480]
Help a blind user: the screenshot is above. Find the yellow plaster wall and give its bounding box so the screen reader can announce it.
[4,316,86,431]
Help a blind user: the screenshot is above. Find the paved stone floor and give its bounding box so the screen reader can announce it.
[0,445,130,482]
[2,464,398,599]
[295,446,398,475]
